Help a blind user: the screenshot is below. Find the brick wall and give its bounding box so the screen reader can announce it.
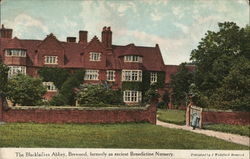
[0,97,157,124]
[202,111,250,126]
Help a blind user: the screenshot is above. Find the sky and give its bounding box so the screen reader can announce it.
[0,0,249,65]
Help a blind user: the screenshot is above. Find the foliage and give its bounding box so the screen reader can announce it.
[162,91,170,107]
[203,124,250,137]
[76,84,123,105]
[143,84,160,104]
[50,70,85,106]
[157,101,166,109]
[0,63,9,97]
[121,82,143,91]
[190,22,250,111]
[157,109,186,125]
[0,123,248,149]
[7,75,46,106]
[155,71,165,88]
[209,57,250,111]
[38,67,70,89]
[170,63,194,107]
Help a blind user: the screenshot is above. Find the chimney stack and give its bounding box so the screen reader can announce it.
[0,25,13,39]
[79,30,88,45]
[67,37,76,43]
[102,26,112,49]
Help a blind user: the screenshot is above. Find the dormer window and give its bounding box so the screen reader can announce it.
[5,49,26,57]
[124,55,142,63]
[90,52,101,61]
[44,56,58,64]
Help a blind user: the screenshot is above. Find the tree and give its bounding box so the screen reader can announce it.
[7,75,46,106]
[190,22,250,110]
[49,70,85,106]
[209,57,250,111]
[170,63,194,107]
[0,63,9,97]
[38,67,70,89]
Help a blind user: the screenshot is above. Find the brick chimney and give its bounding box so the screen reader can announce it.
[79,30,88,45]
[102,26,112,49]
[67,37,76,42]
[0,25,13,39]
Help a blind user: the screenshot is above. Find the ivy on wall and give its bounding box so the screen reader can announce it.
[38,67,70,89]
[122,82,143,91]
[121,71,165,92]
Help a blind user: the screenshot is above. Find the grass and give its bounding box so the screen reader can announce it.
[157,109,186,125]
[203,124,250,137]
[0,123,248,149]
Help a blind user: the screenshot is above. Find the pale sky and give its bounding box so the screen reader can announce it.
[0,0,249,65]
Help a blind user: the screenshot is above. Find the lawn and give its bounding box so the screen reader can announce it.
[203,124,250,137]
[0,123,248,149]
[157,109,186,125]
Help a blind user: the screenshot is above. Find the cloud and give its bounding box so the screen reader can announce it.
[173,23,189,34]
[3,14,49,38]
[172,6,184,19]
[151,10,163,21]
[116,29,191,64]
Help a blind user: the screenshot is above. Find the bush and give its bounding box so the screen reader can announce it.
[7,75,46,106]
[76,84,124,105]
[143,84,160,104]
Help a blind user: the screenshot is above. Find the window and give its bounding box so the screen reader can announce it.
[43,82,57,92]
[44,56,58,64]
[123,90,142,103]
[5,49,26,57]
[150,72,157,83]
[8,66,26,78]
[124,55,142,63]
[122,70,142,81]
[90,52,101,61]
[84,70,99,80]
[107,70,115,81]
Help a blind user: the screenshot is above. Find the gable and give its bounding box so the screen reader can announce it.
[38,34,64,51]
[85,36,104,52]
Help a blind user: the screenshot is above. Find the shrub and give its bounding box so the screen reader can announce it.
[7,75,46,106]
[76,84,124,105]
[143,84,160,104]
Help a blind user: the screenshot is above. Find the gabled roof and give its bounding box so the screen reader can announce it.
[164,65,195,83]
[5,37,24,49]
[85,36,104,50]
[119,43,142,57]
[37,33,64,50]
[1,33,166,71]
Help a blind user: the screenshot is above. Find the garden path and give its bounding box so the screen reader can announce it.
[157,120,250,147]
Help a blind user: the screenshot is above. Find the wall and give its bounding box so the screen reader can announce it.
[0,97,157,124]
[202,111,250,126]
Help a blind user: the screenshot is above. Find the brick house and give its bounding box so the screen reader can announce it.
[0,25,194,106]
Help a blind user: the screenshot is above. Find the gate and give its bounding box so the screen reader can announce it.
[186,105,203,128]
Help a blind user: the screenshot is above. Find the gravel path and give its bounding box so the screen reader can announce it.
[157,120,250,147]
